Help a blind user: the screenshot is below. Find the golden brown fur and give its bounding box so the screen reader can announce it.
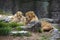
[11,11,26,25]
[25,11,39,24]
[41,21,53,31]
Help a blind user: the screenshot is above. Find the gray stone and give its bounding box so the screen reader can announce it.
[21,21,41,32]
[10,31,29,35]
[4,16,12,22]
[40,18,54,23]
[50,28,60,40]
[10,31,31,36]
[40,18,60,24]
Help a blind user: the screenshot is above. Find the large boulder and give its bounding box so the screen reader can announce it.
[20,21,41,32]
[39,18,54,23]
[50,28,60,40]
[39,18,60,24]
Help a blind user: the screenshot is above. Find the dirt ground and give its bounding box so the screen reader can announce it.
[0,32,51,40]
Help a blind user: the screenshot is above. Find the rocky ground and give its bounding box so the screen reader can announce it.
[0,15,60,40]
[0,32,51,40]
[0,29,60,40]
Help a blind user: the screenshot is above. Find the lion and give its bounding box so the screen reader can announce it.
[41,20,53,32]
[11,11,26,25]
[25,11,39,24]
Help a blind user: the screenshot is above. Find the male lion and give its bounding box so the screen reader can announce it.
[25,11,39,24]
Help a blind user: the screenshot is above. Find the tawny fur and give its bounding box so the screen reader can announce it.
[25,11,39,24]
[41,21,53,31]
[11,11,26,25]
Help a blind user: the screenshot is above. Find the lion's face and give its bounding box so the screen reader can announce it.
[11,11,24,22]
[14,11,23,19]
[25,11,36,21]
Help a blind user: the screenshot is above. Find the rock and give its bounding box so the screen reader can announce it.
[50,27,60,40]
[0,15,6,21]
[20,21,41,32]
[29,21,41,32]
[0,15,2,17]
[10,31,31,36]
[4,16,13,22]
[40,18,60,24]
[40,18,54,23]
[52,24,60,31]
[10,31,28,34]
[53,19,60,24]
[0,15,13,22]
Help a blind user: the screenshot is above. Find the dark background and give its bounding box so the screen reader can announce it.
[0,0,60,19]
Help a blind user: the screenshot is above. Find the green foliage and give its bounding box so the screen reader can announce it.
[0,21,24,28]
[37,27,42,33]
[54,26,60,31]
[0,20,26,36]
[57,29,60,31]
[41,35,48,40]
[40,33,51,40]
[0,20,3,22]
[0,22,9,28]
[0,9,3,14]
[9,22,24,28]
[9,22,19,28]
[17,23,24,26]
[0,20,25,35]
[0,21,12,35]
[0,26,12,35]
[37,28,42,33]
[16,26,22,31]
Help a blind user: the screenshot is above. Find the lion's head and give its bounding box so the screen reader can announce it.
[11,11,24,22]
[14,11,23,19]
[25,11,38,24]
